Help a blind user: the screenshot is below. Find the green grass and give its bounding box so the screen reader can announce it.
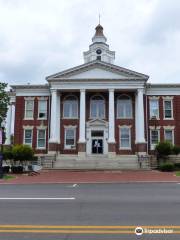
[175,171,180,177]
[3,175,15,180]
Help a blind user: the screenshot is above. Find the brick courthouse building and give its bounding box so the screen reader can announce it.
[6,24,180,169]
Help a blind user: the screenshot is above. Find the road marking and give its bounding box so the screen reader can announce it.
[0,225,179,234]
[0,197,75,200]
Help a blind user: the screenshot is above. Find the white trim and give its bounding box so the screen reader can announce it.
[119,126,131,150]
[163,125,175,130]
[23,125,34,130]
[64,127,76,150]
[23,128,33,147]
[164,128,174,145]
[162,96,174,100]
[149,126,161,130]
[150,129,160,150]
[90,94,105,119]
[37,129,46,149]
[163,98,174,120]
[148,96,160,100]
[36,126,47,130]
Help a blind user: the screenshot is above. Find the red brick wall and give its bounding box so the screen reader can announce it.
[14,96,49,154]
[147,96,180,154]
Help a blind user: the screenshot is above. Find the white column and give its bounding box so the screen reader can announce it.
[108,89,115,143]
[5,104,12,145]
[49,89,60,143]
[79,89,86,143]
[135,88,146,143]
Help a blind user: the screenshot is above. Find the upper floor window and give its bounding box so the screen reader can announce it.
[38,100,47,119]
[164,99,173,119]
[117,95,132,119]
[25,100,34,119]
[90,95,105,119]
[63,96,78,118]
[149,99,159,119]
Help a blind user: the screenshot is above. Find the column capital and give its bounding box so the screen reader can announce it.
[109,88,114,93]
[80,89,86,93]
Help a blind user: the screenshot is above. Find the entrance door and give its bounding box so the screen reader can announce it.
[92,139,103,154]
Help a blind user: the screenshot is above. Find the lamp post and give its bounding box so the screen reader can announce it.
[0,119,5,179]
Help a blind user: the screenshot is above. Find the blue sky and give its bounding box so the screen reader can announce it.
[0,0,180,85]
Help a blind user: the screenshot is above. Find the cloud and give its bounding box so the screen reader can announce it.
[0,0,179,85]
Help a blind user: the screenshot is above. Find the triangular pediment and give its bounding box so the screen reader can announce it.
[46,60,149,81]
[86,119,108,127]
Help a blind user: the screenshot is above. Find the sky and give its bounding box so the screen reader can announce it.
[0,0,180,86]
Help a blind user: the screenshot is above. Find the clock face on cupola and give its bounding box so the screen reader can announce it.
[83,24,115,64]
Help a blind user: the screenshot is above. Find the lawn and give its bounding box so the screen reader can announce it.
[3,175,16,180]
[175,171,180,177]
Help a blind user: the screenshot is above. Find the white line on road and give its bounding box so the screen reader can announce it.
[0,197,75,200]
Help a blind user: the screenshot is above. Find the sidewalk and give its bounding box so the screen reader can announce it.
[0,170,179,184]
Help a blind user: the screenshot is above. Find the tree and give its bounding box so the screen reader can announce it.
[0,82,10,127]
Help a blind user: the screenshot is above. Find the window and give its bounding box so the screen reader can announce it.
[96,56,101,61]
[63,96,78,118]
[119,127,131,149]
[25,100,34,119]
[149,99,159,119]
[164,129,174,144]
[37,129,46,149]
[117,95,132,119]
[90,95,105,119]
[65,128,76,149]
[150,129,159,150]
[38,100,47,119]
[164,100,173,119]
[24,129,32,146]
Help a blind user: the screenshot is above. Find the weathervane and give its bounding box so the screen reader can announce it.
[99,13,101,24]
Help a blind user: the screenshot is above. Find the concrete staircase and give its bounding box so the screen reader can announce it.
[51,154,150,170]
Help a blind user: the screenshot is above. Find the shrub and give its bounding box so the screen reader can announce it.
[155,141,173,157]
[172,145,180,155]
[174,163,180,170]
[11,166,23,174]
[3,149,13,160]
[159,163,175,172]
[3,166,10,174]
[12,145,34,162]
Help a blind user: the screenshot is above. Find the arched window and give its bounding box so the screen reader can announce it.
[90,95,105,119]
[63,95,78,118]
[117,95,132,118]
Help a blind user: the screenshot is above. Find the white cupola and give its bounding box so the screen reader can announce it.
[83,24,115,64]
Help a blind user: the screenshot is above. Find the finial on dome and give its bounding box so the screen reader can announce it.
[92,20,107,43]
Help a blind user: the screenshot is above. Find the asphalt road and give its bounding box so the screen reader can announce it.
[0,183,179,240]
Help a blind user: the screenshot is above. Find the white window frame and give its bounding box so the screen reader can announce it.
[117,95,132,119]
[119,125,131,150]
[63,95,78,119]
[38,100,47,120]
[24,99,34,120]
[37,129,46,149]
[163,98,173,120]
[150,127,160,150]
[164,126,175,145]
[149,98,159,119]
[90,95,105,119]
[23,128,33,147]
[64,126,76,149]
